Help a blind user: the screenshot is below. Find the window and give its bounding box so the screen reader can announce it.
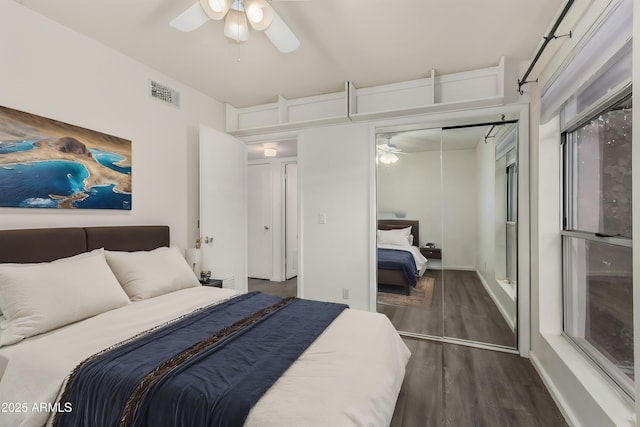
[562,94,633,396]
[506,163,517,223]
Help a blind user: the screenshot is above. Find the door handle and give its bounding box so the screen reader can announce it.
[264,225,270,230]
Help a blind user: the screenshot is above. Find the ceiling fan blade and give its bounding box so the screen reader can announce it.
[170,2,209,32]
[264,9,300,53]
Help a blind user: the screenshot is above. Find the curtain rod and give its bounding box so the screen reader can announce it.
[517,0,574,95]
[484,125,497,143]
[442,119,518,131]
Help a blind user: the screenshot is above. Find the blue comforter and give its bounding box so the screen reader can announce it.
[378,248,418,286]
[53,292,347,427]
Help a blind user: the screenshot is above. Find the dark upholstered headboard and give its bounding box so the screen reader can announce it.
[85,226,169,252]
[377,219,420,247]
[0,226,170,263]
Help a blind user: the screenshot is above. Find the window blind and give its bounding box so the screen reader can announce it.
[540,0,631,125]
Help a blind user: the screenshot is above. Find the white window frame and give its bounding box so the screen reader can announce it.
[561,90,634,398]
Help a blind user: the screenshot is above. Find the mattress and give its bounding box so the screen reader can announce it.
[0,287,410,427]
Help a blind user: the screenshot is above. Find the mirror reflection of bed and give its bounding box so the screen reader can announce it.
[376,218,442,337]
[377,220,426,296]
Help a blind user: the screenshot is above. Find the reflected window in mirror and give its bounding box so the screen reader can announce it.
[495,125,518,290]
[506,163,517,223]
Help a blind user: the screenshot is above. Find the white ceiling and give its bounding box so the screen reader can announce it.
[16,0,564,108]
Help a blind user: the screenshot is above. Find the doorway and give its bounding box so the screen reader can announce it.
[246,140,298,297]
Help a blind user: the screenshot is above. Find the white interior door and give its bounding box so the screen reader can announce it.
[199,125,247,293]
[248,163,273,279]
[285,163,298,279]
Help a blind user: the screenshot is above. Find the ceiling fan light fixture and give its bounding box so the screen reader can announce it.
[379,153,399,164]
[199,0,231,20]
[224,8,250,42]
[209,0,225,12]
[172,0,300,53]
[244,0,273,31]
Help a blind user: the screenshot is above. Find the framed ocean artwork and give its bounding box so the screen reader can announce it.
[0,105,131,210]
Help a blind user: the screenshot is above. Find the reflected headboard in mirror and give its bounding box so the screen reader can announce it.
[377,219,420,248]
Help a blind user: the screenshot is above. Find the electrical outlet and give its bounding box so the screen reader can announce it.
[342,288,349,299]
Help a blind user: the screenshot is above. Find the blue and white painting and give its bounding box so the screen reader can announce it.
[0,106,131,210]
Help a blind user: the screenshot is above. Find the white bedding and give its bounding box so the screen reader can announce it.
[378,243,429,276]
[0,287,410,427]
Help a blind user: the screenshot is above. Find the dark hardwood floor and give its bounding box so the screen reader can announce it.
[443,270,516,347]
[392,338,568,427]
[248,277,297,297]
[378,269,516,347]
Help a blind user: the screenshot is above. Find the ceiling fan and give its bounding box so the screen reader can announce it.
[377,135,404,164]
[170,0,305,53]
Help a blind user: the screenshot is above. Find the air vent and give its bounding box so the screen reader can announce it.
[149,80,179,108]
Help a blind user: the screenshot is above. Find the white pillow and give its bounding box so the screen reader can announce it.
[0,249,130,346]
[105,246,201,301]
[396,226,412,236]
[377,228,412,246]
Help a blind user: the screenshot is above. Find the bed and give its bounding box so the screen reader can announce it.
[0,225,410,427]
[377,219,428,295]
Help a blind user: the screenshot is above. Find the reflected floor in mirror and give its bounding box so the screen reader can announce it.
[378,270,444,337]
[443,270,516,347]
[248,277,297,298]
[378,269,516,347]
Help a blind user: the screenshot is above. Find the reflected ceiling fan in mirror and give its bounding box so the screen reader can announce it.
[377,135,404,165]
[170,0,306,53]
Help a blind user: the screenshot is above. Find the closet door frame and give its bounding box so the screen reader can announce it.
[368,103,530,357]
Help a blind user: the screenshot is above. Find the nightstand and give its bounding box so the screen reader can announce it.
[420,247,442,259]
[201,279,223,288]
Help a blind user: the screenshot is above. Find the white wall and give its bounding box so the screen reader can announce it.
[0,0,224,250]
[300,123,371,310]
[377,150,443,248]
[377,147,477,269]
[476,138,496,278]
[441,149,477,269]
[475,137,516,329]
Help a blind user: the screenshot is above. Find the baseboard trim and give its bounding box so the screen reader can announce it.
[529,352,579,427]
[475,270,515,331]
[442,266,476,271]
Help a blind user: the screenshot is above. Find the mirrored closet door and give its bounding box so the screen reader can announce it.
[376,118,519,349]
[441,122,518,348]
[375,128,444,337]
